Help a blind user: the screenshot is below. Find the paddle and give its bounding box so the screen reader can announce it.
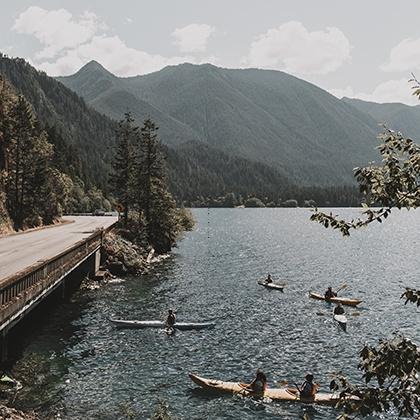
[351,312,361,316]
[335,283,347,294]
[275,379,289,387]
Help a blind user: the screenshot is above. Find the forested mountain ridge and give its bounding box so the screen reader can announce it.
[1,55,310,206]
[59,61,382,184]
[0,55,116,191]
[58,61,203,147]
[342,97,420,142]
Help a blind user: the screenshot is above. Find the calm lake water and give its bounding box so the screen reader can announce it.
[12,209,420,419]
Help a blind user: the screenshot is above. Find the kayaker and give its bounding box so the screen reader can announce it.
[333,303,345,315]
[166,309,176,327]
[248,369,267,393]
[324,287,337,299]
[265,273,273,284]
[298,373,317,399]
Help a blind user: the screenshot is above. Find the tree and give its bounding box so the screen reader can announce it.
[5,96,54,229]
[331,334,419,418]
[110,112,137,227]
[310,84,420,418]
[244,196,265,207]
[132,119,179,253]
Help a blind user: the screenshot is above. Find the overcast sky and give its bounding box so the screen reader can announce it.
[3,0,420,104]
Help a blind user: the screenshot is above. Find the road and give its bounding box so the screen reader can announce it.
[0,216,118,282]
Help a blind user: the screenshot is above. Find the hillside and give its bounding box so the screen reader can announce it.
[0,55,298,203]
[0,55,117,190]
[342,97,420,142]
[164,141,292,202]
[59,61,381,185]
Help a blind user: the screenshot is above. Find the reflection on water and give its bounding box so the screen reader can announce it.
[11,209,420,419]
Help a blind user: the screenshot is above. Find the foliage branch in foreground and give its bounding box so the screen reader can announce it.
[331,334,419,418]
[311,83,419,418]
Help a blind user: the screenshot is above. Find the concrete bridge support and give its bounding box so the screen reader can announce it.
[0,229,110,363]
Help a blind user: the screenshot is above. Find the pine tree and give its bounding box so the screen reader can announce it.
[5,96,55,229]
[6,96,36,229]
[110,112,137,227]
[133,119,178,253]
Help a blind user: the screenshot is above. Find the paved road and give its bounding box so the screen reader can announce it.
[0,216,118,282]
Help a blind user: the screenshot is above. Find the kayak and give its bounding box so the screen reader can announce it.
[333,314,347,331]
[309,292,362,307]
[257,281,285,291]
[189,374,344,406]
[111,319,215,330]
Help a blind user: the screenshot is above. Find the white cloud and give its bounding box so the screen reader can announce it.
[329,86,356,99]
[13,7,104,59]
[243,21,351,75]
[172,24,215,53]
[381,38,420,72]
[329,78,418,105]
[37,35,194,76]
[13,7,218,77]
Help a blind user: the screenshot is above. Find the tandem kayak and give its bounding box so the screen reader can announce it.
[189,373,344,406]
[257,281,285,291]
[309,292,362,307]
[333,314,347,331]
[111,319,215,330]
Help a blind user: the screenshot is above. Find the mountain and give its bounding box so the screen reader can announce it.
[342,97,420,142]
[163,141,291,202]
[58,61,382,185]
[0,54,298,203]
[0,55,116,190]
[58,61,202,147]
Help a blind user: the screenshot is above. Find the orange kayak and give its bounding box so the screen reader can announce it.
[309,292,362,307]
[189,373,343,406]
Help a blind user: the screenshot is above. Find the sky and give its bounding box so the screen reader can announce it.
[2,0,420,105]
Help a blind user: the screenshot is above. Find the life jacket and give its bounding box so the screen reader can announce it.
[300,381,316,398]
[325,290,336,299]
[167,314,176,326]
[252,379,266,392]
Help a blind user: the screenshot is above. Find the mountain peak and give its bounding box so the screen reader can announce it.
[76,60,114,76]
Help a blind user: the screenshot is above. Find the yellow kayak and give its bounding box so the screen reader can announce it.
[309,292,362,307]
[189,373,343,406]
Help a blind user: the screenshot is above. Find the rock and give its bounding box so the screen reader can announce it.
[107,260,126,276]
[0,405,39,420]
[102,231,148,274]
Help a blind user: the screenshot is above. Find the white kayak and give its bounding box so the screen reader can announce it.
[333,314,347,331]
[111,319,215,330]
[257,281,285,291]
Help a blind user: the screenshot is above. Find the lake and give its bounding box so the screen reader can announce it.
[12,209,420,419]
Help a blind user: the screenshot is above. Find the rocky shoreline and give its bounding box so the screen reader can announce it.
[0,405,38,420]
[100,230,172,277]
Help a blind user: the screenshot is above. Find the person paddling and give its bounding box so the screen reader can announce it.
[298,373,318,399]
[247,369,268,393]
[166,309,176,327]
[324,286,337,299]
[333,303,345,315]
[265,273,273,284]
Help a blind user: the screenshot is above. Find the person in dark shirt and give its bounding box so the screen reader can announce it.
[265,273,273,284]
[247,369,267,393]
[166,309,176,327]
[333,303,345,315]
[299,374,318,398]
[324,287,337,299]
